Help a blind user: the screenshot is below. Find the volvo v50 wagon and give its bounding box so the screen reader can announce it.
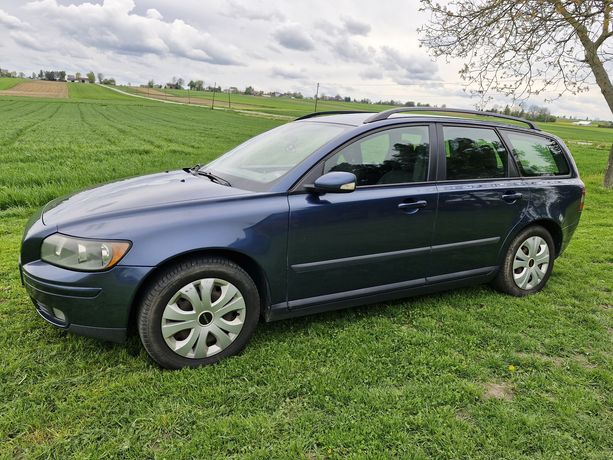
[20,108,585,368]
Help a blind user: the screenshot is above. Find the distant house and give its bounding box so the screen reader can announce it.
[572,120,592,126]
[67,75,90,83]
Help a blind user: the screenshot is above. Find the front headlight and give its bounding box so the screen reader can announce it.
[41,234,131,271]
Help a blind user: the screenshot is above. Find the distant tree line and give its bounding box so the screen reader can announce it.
[486,104,557,122]
[35,70,67,81]
[0,68,116,85]
[0,68,25,78]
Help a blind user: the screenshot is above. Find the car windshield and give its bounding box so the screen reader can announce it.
[204,121,350,191]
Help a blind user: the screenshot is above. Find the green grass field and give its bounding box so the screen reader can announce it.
[119,85,400,117]
[0,77,28,90]
[67,83,139,101]
[0,90,611,458]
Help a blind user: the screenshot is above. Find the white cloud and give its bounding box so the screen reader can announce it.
[0,8,28,29]
[342,16,371,36]
[0,0,607,119]
[378,46,439,82]
[9,30,45,51]
[223,0,285,21]
[360,68,383,79]
[329,37,374,63]
[271,66,305,80]
[272,23,315,51]
[146,8,163,20]
[23,0,243,65]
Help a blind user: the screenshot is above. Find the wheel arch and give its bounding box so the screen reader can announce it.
[523,218,563,256]
[127,248,272,333]
[501,218,564,263]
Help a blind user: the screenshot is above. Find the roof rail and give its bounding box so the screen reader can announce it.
[363,107,540,130]
[295,110,372,121]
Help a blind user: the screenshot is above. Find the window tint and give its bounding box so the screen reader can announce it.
[504,132,570,176]
[443,126,509,180]
[323,126,429,186]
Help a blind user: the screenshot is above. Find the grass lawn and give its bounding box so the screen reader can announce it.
[0,77,28,90]
[0,95,611,458]
[67,83,139,101]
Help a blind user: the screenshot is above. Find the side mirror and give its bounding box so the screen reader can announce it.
[307,171,357,194]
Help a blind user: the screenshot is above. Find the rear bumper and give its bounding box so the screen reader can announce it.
[560,219,580,255]
[21,260,154,343]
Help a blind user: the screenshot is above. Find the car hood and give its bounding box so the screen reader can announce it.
[42,170,250,226]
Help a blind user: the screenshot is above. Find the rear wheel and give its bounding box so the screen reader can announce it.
[137,257,260,369]
[493,226,555,296]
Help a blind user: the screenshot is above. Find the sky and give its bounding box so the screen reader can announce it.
[0,0,610,120]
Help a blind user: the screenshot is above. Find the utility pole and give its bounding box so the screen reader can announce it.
[188,88,190,104]
[211,81,216,110]
[228,89,231,109]
[314,82,320,112]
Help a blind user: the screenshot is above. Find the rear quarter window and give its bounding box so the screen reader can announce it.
[503,131,570,177]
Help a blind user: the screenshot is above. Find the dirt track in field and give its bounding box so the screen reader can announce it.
[0,81,68,98]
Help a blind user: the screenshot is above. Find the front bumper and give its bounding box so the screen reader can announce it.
[21,260,154,343]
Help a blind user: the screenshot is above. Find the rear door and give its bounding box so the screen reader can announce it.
[430,124,531,279]
[286,124,438,304]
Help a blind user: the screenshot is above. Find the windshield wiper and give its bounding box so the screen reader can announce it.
[188,165,232,187]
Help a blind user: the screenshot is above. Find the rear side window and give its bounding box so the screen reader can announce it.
[504,132,570,176]
[443,126,509,180]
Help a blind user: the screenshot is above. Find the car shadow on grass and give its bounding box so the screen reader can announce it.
[48,283,498,368]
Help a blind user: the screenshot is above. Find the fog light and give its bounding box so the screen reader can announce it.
[52,308,66,321]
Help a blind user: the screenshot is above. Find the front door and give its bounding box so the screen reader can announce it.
[287,124,438,304]
[430,124,530,278]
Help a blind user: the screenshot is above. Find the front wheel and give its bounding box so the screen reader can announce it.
[137,257,260,369]
[493,226,555,297]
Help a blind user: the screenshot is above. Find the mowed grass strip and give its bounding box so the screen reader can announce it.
[0,77,28,90]
[0,96,611,458]
[67,83,141,101]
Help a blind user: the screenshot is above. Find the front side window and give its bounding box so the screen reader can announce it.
[443,126,509,180]
[503,131,570,176]
[207,121,350,191]
[323,126,430,186]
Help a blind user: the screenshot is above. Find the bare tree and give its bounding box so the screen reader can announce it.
[605,144,613,187]
[419,0,613,186]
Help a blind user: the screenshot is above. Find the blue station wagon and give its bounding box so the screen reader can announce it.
[20,108,585,368]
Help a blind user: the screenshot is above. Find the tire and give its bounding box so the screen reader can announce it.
[137,256,260,369]
[492,225,555,297]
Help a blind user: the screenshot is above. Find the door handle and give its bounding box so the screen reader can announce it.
[398,200,428,213]
[502,191,522,203]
